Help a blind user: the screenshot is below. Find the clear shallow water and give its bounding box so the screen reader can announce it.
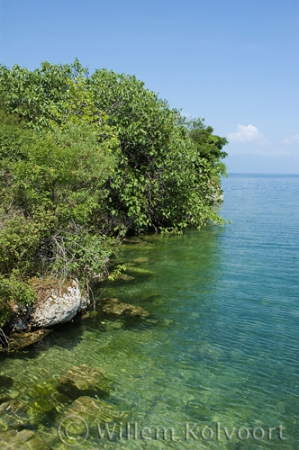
[0,174,298,449]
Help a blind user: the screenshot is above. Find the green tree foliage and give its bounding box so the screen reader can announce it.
[87,70,228,232]
[0,60,227,326]
[0,116,118,325]
[0,60,82,128]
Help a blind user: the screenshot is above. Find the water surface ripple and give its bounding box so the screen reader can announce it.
[0,174,298,449]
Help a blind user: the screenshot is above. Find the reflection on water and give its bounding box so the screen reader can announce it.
[0,175,298,449]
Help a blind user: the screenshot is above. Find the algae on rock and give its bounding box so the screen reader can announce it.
[99,298,149,319]
[57,364,112,399]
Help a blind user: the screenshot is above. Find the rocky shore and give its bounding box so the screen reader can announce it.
[1,257,151,352]
[11,279,89,333]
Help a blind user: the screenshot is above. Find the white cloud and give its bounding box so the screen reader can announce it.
[282,134,299,144]
[227,124,265,144]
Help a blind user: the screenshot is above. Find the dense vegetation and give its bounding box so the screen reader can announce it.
[0,60,227,327]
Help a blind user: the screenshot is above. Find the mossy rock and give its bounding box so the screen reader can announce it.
[113,273,135,281]
[26,382,70,425]
[100,298,149,319]
[63,395,127,423]
[131,257,149,263]
[7,329,52,352]
[0,429,50,450]
[0,399,30,430]
[57,365,112,400]
[99,320,124,331]
[80,310,98,320]
[58,396,128,442]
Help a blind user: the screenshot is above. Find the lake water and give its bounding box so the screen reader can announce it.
[0,174,298,449]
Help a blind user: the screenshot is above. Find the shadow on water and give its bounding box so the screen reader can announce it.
[0,375,13,390]
[0,374,14,406]
[0,320,85,365]
[36,319,85,351]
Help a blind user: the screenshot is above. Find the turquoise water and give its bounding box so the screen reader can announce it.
[0,174,298,449]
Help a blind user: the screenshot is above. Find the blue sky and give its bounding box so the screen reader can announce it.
[0,0,298,173]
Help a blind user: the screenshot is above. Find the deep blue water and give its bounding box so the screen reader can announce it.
[0,174,298,449]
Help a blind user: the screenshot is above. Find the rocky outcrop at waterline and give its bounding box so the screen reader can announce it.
[0,254,151,351]
[0,278,89,352]
[1,297,149,352]
[7,329,52,351]
[11,278,89,333]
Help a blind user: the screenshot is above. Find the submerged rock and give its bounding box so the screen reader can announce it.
[114,273,134,281]
[26,381,70,425]
[99,298,149,318]
[7,329,52,352]
[57,364,112,399]
[57,396,128,444]
[0,429,49,450]
[0,399,30,430]
[131,257,149,263]
[80,309,99,320]
[125,266,154,276]
[61,395,127,425]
